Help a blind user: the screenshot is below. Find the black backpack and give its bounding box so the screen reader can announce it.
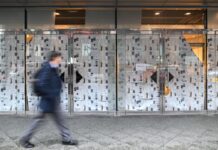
[32,68,43,96]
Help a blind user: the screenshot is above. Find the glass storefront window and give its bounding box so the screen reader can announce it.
[0,29,218,113]
[0,31,25,112]
[207,32,218,110]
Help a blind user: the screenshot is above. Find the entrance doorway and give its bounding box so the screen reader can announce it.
[67,31,116,112]
[118,30,206,112]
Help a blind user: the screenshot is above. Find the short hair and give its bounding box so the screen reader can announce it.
[48,51,61,61]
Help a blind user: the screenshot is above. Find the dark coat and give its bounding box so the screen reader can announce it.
[37,62,62,113]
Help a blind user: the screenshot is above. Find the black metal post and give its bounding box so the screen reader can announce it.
[204,9,208,111]
[24,8,28,112]
[115,0,118,113]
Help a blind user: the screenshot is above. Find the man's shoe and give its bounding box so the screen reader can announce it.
[20,140,35,148]
[62,139,78,146]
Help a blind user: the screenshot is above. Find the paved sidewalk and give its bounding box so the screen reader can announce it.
[0,114,218,150]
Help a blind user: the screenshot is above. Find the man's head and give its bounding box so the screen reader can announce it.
[48,51,62,65]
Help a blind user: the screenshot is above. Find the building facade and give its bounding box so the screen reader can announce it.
[0,0,218,114]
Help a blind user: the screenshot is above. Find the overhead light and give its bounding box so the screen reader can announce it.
[155,12,160,16]
[54,12,60,16]
[185,12,191,16]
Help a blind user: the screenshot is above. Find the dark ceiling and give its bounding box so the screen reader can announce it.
[0,0,218,7]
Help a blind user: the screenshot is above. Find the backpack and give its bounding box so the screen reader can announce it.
[32,68,43,96]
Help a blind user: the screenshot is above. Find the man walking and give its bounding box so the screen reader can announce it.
[20,51,78,148]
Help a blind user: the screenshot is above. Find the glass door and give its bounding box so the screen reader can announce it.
[163,32,205,111]
[26,30,69,112]
[67,30,116,112]
[118,31,162,112]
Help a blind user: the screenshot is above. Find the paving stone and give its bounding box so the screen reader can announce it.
[78,141,104,150]
[1,115,218,149]
[107,142,132,150]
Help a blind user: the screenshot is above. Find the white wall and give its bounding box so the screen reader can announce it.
[117,9,141,29]
[0,8,24,29]
[27,8,55,29]
[85,9,115,29]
